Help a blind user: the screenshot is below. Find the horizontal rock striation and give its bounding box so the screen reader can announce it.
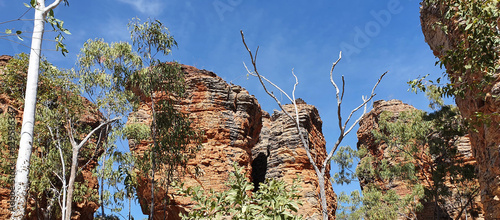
[129,64,336,219]
[252,103,336,219]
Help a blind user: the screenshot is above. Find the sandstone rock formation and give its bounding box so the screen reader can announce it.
[420,2,500,218]
[0,55,101,219]
[357,99,482,219]
[253,103,336,219]
[128,65,336,219]
[129,65,262,219]
[356,99,417,193]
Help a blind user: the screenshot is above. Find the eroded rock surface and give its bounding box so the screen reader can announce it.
[357,100,482,219]
[129,65,262,219]
[421,2,500,218]
[129,65,336,219]
[253,103,336,219]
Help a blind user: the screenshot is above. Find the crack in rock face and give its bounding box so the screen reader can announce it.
[128,64,336,219]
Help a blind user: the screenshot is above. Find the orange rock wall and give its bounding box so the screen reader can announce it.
[420,2,500,218]
[357,100,482,219]
[253,104,336,219]
[129,65,336,219]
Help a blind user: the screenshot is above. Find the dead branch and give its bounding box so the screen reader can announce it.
[240,30,386,220]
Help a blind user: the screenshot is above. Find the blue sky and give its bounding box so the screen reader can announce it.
[1,0,448,218]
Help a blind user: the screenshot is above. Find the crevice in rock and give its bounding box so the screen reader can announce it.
[251,146,270,192]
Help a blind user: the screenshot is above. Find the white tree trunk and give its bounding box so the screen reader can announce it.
[62,118,117,220]
[11,1,63,219]
[63,148,79,220]
[11,4,45,219]
[317,171,328,220]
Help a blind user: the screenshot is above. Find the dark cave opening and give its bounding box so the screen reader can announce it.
[251,151,268,192]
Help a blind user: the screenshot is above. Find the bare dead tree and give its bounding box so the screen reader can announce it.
[240,30,386,220]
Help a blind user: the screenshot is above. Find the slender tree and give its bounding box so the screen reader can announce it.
[11,1,69,218]
[68,19,199,219]
[126,18,201,220]
[76,38,142,219]
[0,53,110,219]
[4,40,138,219]
[240,31,386,220]
[33,38,138,220]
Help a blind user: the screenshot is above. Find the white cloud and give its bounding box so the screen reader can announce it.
[117,0,165,16]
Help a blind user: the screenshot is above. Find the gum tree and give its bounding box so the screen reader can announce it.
[126,18,201,220]
[65,38,140,220]
[12,1,70,218]
[0,53,111,219]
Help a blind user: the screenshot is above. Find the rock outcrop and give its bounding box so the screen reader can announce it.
[0,55,101,219]
[357,100,482,219]
[128,65,336,219]
[356,99,417,194]
[420,2,500,218]
[129,65,262,219]
[253,103,336,219]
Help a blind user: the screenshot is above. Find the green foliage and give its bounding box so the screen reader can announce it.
[31,57,103,218]
[117,152,138,203]
[3,28,23,41]
[410,0,500,134]
[178,163,303,220]
[77,38,141,116]
[424,85,445,110]
[343,112,428,219]
[2,17,198,219]
[47,14,71,55]
[128,17,177,60]
[0,53,49,107]
[410,0,500,99]
[1,49,139,218]
[12,0,71,55]
[124,17,202,218]
[0,53,103,218]
[338,185,424,220]
[331,146,362,185]
[123,121,150,142]
[73,18,201,218]
[336,190,363,220]
[76,35,144,217]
